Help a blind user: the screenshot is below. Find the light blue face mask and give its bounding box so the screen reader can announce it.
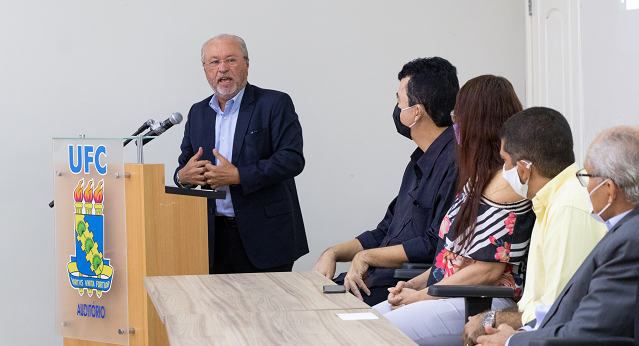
[586,179,612,224]
[502,160,533,199]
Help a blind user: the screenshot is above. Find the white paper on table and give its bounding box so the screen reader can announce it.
[336,312,379,321]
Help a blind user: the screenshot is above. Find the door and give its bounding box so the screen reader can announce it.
[526,0,585,163]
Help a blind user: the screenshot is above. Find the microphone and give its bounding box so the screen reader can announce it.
[140,112,183,145]
[123,112,183,147]
[131,121,152,137]
[151,112,183,135]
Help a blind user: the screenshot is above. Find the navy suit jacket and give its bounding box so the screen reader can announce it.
[510,206,639,345]
[174,83,309,269]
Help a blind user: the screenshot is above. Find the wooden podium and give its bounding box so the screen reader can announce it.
[65,164,213,346]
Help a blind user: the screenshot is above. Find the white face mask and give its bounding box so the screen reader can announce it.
[586,179,611,224]
[502,160,532,199]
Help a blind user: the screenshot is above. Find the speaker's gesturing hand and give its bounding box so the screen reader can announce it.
[178,147,210,186]
[203,149,241,189]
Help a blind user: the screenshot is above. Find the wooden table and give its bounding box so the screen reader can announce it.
[165,309,414,346]
[144,272,417,345]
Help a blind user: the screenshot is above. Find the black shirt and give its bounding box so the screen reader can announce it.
[355,126,458,288]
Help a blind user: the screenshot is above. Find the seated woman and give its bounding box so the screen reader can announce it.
[373,75,536,346]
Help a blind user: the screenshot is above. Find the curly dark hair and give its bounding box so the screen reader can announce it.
[398,57,459,127]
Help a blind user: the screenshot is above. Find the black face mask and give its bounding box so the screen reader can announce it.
[393,104,412,139]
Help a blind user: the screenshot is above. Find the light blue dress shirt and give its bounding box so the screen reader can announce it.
[208,87,246,217]
[605,209,632,231]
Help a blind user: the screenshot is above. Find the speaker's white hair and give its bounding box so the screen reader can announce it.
[201,34,249,64]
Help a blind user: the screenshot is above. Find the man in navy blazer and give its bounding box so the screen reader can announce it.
[174,34,308,273]
[472,126,639,346]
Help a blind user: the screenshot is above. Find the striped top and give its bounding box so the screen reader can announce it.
[426,191,536,298]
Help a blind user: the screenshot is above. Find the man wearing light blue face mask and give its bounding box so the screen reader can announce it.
[462,107,607,345]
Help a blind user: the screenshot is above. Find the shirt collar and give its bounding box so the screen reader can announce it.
[605,209,633,231]
[532,162,579,217]
[412,126,455,179]
[209,86,246,115]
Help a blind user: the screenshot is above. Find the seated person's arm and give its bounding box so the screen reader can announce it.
[406,267,432,291]
[389,260,506,307]
[343,244,410,300]
[315,195,399,279]
[434,260,506,287]
[312,239,364,279]
[387,267,433,302]
[323,198,400,298]
[463,307,523,346]
[352,244,409,269]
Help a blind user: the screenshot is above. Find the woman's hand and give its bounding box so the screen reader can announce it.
[388,280,414,296]
[389,286,434,310]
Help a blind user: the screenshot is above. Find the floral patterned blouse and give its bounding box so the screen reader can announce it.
[425,191,535,298]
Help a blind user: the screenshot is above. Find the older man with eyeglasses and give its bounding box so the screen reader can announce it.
[473,126,639,346]
[174,34,308,274]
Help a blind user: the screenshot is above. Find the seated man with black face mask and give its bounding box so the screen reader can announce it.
[312,57,460,306]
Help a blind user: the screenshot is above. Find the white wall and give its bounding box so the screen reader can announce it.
[0,1,526,344]
[581,0,639,149]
